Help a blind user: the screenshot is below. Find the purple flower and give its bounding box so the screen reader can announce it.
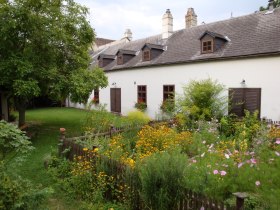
[213,170,219,175]
[255,181,261,186]
[220,171,227,176]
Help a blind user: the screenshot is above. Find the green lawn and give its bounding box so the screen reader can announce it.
[10,107,89,209]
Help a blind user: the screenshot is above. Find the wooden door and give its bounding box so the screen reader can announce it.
[110,88,121,113]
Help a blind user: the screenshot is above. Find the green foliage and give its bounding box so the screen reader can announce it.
[134,101,147,111]
[126,110,151,125]
[260,0,280,11]
[0,0,108,125]
[177,78,226,129]
[0,120,34,164]
[0,162,52,210]
[137,150,187,210]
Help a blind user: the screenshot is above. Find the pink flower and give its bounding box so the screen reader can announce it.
[220,171,227,176]
[225,154,230,159]
[276,139,280,144]
[213,170,219,175]
[192,159,197,163]
[275,151,280,157]
[255,181,261,186]
[238,162,243,168]
[250,158,257,164]
[60,128,66,132]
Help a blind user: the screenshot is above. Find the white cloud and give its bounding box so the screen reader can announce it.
[75,0,268,40]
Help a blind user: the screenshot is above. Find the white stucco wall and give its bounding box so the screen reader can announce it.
[70,56,280,121]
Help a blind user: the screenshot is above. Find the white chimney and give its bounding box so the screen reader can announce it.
[162,9,173,39]
[124,29,132,41]
[185,8,197,28]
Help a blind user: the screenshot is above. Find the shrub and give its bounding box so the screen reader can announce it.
[134,101,147,112]
[137,150,188,210]
[0,120,34,164]
[126,110,150,125]
[177,78,226,129]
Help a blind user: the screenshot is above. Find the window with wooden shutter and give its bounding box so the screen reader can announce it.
[229,88,261,118]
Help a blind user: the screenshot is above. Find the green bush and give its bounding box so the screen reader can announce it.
[177,78,226,129]
[137,150,187,210]
[126,110,150,125]
[0,120,34,164]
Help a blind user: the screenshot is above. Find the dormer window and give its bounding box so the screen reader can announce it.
[143,50,151,61]
[141,43,164,62]
[116,49,136,65]
[199,31,228,54]
[202,40,213,53]
[97,54,115,68]
[117,55,123,65]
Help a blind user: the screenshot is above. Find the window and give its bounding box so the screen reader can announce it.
[137,85,147,104]
[229,88,261,118]
[163,85,175,101]
[117,55,123,65]
[202,40,213,53]
[93,89,99,104]
[142,50,151,61]
[98,59,103,68]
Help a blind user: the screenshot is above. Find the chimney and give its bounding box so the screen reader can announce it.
[162,9,173,39]
[124,29,132,41]
[185,8,197,29]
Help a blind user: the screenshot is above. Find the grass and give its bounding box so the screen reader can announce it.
[9,107,89,209]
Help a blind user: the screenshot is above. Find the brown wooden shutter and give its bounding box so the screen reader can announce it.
[244,88,261,118]
[229,88,261,118]
[110,88,121,113]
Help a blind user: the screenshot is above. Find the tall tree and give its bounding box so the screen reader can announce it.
[0,0,108,126]
[260,0,280,11]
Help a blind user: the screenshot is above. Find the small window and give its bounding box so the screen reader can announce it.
[93,89,99,104]
[163,85,175,101]
[117,55,123,65]
[202,40,213,53]
[142,50,151,61]
[138,85,147,104]
[98,59,103,68]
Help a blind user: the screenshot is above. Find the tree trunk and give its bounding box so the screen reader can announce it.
[15,98,27,127]
[18,105,26,127]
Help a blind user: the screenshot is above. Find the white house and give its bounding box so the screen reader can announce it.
[69,5,280,121]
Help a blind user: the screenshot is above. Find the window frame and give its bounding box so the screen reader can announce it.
[163,85,175,101]
[117,54,123,65]
[93,89,99,104]
[201,39,214,53]
[142,50,151,61]
[137,85,147,104]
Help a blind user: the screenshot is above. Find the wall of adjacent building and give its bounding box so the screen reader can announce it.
[69,55,280,121]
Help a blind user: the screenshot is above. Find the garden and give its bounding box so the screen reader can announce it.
[1,79,280,210]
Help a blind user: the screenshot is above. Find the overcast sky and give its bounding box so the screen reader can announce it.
[75,0,269,40]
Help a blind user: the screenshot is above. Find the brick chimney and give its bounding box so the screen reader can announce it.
[124,29,132,41]
[185,8,197,28]
[162,9,173,39]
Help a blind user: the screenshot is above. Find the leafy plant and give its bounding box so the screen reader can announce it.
[177,78,226,129]
[134,101,147,112]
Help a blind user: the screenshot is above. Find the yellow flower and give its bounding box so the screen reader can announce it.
[93,148,99,152]
[83,148,88,151]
